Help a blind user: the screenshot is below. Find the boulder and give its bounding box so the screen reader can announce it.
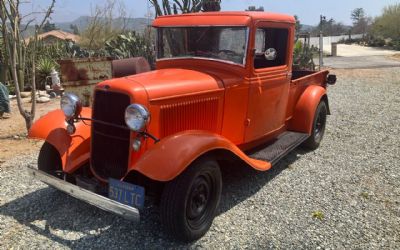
[20,92,31,98]
[37,96,50,103]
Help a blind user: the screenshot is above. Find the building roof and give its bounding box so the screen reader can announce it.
[153,11,295,27]
[25,30,80,43]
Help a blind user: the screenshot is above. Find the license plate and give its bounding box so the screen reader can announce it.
[108,178,145,209]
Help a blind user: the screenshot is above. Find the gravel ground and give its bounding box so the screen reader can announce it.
[1,68,399,249]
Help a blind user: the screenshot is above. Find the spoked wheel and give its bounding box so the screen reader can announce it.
[160,158,222,242]
[302,101,328,150]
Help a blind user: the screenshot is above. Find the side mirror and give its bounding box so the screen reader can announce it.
[264,48,277,61]
[327,74,337,85]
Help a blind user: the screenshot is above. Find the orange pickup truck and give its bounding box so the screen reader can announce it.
[28,11,336,241]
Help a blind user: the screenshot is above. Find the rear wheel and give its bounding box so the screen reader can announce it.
[302,101,328,150]
[160,158,222,242]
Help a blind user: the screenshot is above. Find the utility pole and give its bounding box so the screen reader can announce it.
[319,15,326,69]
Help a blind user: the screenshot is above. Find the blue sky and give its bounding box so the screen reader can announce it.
[21,0,399,25]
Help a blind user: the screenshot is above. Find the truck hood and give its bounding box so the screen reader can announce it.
[124,68,223,100]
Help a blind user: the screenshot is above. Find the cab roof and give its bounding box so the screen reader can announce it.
[152,11,296,27]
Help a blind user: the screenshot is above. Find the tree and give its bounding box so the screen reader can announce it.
[0,0,56,130]
[351,8,370,34]
[371,4,400,40]
[351,8,365,24]
[70,24,79,35]
[79,0,128,51]
[149,0,221,17]
[313,17,348,36]
[41,20,56,33]
[245,6,264,11]
[202,0,221,11]
[294,15,302,34]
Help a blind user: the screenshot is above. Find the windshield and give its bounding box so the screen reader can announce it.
[157,26,248,66]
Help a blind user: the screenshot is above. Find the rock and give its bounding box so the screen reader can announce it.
[0,112,11,119]
[37,96,50,103]
[20,92,31,98]
[38,94,50,98]
[38,90,48,96]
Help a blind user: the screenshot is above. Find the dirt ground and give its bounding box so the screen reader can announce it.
[0,97,59,164]
[390,53,400,61]
[334,44,398,57]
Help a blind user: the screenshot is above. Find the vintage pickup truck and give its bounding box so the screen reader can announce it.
[28,11,336,241]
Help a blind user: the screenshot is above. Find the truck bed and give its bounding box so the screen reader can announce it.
[291,70,329,85]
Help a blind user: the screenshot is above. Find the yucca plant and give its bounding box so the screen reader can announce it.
[36,57,58,89]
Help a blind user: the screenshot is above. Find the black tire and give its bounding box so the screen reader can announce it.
[302,101,328,150]
[160,158,222,242]
[38,142,63,177]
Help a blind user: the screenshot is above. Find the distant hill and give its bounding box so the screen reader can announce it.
[22,16,152,37]
[300,24,315,32]
[56,16,151,34]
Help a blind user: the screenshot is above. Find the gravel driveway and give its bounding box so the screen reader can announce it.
[1,68,399,249]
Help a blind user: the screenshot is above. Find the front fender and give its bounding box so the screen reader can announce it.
[288,85,328,134]
[28,108,92,173]
[130,130,271,182]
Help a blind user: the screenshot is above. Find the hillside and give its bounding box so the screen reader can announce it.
[22,16,151,37]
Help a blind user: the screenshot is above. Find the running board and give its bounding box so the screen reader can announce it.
[247,131,309,166]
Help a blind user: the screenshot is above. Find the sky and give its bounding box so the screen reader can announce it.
[20,0,400,26]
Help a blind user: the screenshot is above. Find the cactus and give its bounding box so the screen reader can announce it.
[293,40,315,71]
[149,0,221,16]
[105,32,155,66]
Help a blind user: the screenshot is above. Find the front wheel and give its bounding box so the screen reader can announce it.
[38,142,63,177]
[160,158,222,242]
[302,101,328,150]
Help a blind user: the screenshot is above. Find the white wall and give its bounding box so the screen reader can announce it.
[309,34,364,53]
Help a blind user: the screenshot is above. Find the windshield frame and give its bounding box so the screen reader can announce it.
[156,25,250,67]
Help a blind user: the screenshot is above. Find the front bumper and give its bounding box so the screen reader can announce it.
[27,165,140,221]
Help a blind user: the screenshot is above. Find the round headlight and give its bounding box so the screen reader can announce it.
[125,104,150,132]
[60,93,82,119]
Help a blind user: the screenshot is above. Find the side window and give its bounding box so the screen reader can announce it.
[254,28,289,69]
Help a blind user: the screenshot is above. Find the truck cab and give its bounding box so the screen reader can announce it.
[28,12,336,242]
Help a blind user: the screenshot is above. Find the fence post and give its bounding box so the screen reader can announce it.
[319,31,324,69]
[331,42,338,57]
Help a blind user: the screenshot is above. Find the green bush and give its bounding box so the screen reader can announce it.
[367,37,386,47]
[388,40,400,50]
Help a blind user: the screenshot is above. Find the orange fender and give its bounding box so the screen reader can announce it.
[288,85,327,134]
[130,130,271,182]
[28,108,92,174]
